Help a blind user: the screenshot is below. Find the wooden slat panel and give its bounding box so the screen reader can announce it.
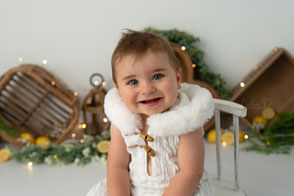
[0,64,79,144]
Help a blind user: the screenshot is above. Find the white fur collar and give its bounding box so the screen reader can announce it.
[104,83,215,137]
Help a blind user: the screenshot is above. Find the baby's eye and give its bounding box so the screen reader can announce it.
[128,79,138,86]
[152,73,164,80]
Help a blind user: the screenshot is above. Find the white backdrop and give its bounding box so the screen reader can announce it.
[1,0,294,97]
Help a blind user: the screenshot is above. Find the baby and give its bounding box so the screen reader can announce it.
[87,30,215,196]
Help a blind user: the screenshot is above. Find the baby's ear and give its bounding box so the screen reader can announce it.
[114,83,122,96]
[176,68,182,89]
[114,82,118,90]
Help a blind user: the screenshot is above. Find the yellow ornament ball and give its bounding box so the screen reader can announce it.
[207,129,223,143]
[222,132,234,146]
[36,137,51,149]
[97,140,110,153]
[0,148,11,162]
[239,130,246,143]
[252,116,267,125]
[219,130,246,145]
[20,132,35,144]
[262,107,276,120]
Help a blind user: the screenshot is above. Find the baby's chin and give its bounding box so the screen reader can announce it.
[138,107,172,118]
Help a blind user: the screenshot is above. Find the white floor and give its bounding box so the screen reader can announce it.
[1,142,293,196]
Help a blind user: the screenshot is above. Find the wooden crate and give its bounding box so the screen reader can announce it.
[231,48,294,126]
[0,64,79,145]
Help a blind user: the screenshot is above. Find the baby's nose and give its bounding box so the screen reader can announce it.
[141,83,155,95]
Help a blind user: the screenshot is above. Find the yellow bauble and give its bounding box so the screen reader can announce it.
[0,148,10,162]
[20,132,35,144]
[239,130,245,143]
[262,107,276,120]
[97,140,110,153]
[222,132,234,145]
[36,137,51,149]
[207,129,223,143]
[252,116,267,125]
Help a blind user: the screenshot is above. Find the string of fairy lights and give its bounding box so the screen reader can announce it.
[15,45,248,135]
[16,43,255,126]
[13,44,265,169]
[18,43,254,91]
[17,56,107,96]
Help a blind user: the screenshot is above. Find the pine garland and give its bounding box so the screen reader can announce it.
[8,131,110,166]
[244,113,294,154]
[144,27,232,100]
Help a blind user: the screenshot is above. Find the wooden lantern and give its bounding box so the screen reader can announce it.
[0,64,79,145]
[172,44,220,131]
[82,73,108,135]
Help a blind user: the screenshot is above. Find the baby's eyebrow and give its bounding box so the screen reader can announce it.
[122,74,136,81]
[152,68,166,72]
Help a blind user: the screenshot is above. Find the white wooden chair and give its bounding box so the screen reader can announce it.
[210,99,247,196]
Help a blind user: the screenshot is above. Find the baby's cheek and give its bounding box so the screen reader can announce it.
[129,96,139,109]
[165,81,178,93]
[164,87,178,102]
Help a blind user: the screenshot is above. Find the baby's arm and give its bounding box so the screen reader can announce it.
[107,123,131,196]
[163,127,205,196]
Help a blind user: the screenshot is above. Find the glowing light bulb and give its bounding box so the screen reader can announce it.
[181,46,186,51]
[240,82,245,88]
[222,142,227,147]
[94,80,99,86]
[103,117,108,123]
[18,57,23,62]
[80,139,84,143]
[51,81,56,86]
[72,133,76,138]
[192,64,196,68]
[244,135,249,139]
[27,162,33,171]
[78,124,83,129]
[73,92,78,96]
[81,123,87,129]
[42,59,48,65]
[102,82,106,86]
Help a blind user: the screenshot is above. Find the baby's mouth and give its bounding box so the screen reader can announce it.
[140,97,162,104]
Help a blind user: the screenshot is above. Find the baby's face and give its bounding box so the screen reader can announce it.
[115,50,181,119]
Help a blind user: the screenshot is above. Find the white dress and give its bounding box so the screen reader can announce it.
[87,83,215,196]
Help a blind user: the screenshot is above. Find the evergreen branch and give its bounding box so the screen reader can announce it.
[244,113,294,154]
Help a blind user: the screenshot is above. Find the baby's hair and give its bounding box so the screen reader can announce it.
[111,29,181,84]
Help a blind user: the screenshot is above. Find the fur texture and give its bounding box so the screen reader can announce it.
[104,83,215,137]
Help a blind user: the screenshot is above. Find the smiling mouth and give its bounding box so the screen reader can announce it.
[140,97,162,104]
